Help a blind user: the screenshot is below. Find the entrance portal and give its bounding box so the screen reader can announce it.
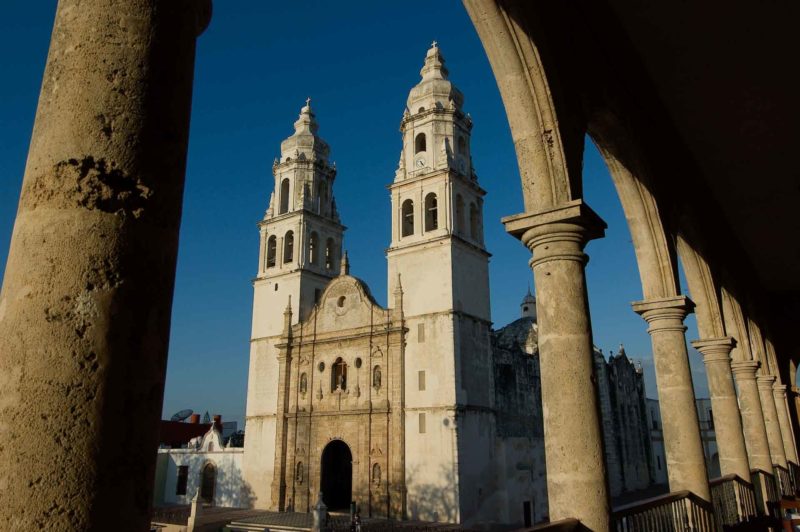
[320,439,352,510]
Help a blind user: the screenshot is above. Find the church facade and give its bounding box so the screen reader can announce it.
[242,44,655,528]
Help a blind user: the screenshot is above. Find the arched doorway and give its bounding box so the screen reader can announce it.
[200,462,216,504]
[320,440,352,510]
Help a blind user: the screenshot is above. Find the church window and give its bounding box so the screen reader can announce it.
[208,441,214,452]
[325,238,335,269]
[401,199,414,237]
[318,181,328,215]
[337,296,346,308]
[372,366,382,390]
[418,323,425,342]
[418,370,426,391]
[283,231,294,263]
[417,107,425,114]
[318,361,325,372]
[176,465,188,495]
[469,202,479,240]
[279,178,290,214]
[331,357,347,391]
[424,193,438,231]
[266,236,277,268]
[414,133,426,154]
[296,462,304,484]
[354,357,362,369]
[309,232,318,265]
[457,136,466,155]
[418,412,426,434]
[455,195,465,234]
[299,373,307,394]
[372,463,381,486]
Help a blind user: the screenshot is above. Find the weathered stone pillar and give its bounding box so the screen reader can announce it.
[758,375,788,468]
[692,337,751,481]
[0,1,210,530]
[505,200,610,531]
[774,384,799,463]
[731,361,775,472]
[632,296,710,501]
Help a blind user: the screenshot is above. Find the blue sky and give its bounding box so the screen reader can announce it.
[0,1,709,427]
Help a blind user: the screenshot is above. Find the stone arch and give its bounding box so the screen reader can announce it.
[455,194,465,234]
[464,0,582,211]
[266,235,277,268]
[401,199,414,237]
[424,192,438,231]
[283,231,294,264]
[415,132,426,154]
[279,178,290,214]
[469,202,479,240]
[308,231,318,265]
[200,461,216,504]
[587,117,680,302]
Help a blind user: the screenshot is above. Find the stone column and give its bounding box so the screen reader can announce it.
[0,1,210,530]
[692,337,751,481]
[774,384,799,464]
[731,361,775,472]
[758,375,788,468]
[504,201,610,531]
[632,296,710,501]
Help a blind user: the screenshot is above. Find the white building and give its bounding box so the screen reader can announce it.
[154,424,247,508]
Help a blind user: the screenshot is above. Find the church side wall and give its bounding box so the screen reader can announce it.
[403,311,459,522]
[158,449,246,507]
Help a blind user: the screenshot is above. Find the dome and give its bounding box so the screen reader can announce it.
[406,42,464,113]
[279,99,331,163]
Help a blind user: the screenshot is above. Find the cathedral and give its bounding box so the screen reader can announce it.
[241,44,655,528]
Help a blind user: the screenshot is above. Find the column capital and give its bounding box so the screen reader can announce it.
[757,375,777,390]
[632,296,694,332]
[773,383,788,396]
[692,336,736,363]
[503,200,606,267]
[731,360,760,379]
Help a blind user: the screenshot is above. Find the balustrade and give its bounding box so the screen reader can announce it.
[611,490,716,531]
[709,474,758,527]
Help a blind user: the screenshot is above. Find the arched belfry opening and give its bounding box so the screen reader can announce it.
[415,132,426,154]
[320,440,352,510]
[279,178,290,214]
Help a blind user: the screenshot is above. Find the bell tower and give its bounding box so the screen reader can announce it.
[386,43,494,524]
[244,101,345,509]
[387,42,489,319]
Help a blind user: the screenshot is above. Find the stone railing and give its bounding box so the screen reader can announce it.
[709,474,758,527]
[524,518,583,531]
[150,504,190,525]
[750,468,780,520]
[790,462,800,494]
[611,490,716,531]
[774,464,794,498]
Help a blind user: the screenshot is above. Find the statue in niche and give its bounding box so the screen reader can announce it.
[372,366,382,390]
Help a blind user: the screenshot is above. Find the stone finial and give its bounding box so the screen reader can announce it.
[618,343,627,358]
[420,41,449,81]
[394,274,404,314]
[283,295,293,336]
[340,251,350,276]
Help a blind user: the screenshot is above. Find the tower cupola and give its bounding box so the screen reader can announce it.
[521,288,537,320]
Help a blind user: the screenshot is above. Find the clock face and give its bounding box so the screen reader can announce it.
[416,158,426,168]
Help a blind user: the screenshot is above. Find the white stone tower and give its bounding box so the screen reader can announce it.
[243,101,345,509]
[386,43,494,524]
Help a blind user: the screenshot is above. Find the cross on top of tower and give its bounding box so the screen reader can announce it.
[431,40,438,48]
[305,97,311,106]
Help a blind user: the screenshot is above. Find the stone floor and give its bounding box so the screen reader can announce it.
[228,510,474,531]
